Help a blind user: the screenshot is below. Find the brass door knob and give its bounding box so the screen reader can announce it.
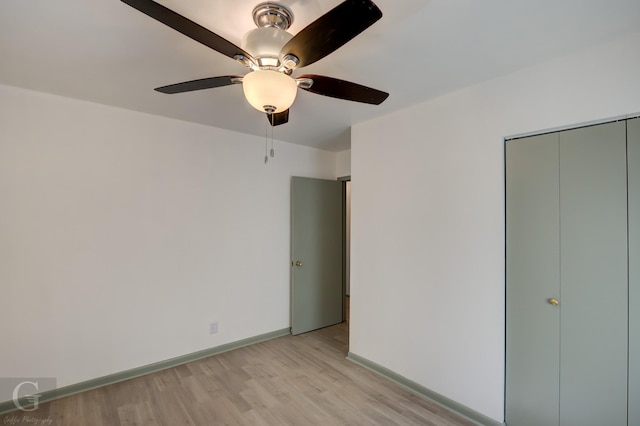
[548,298,559,306]
[295,261,303,267]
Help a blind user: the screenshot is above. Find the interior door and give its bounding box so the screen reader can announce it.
[558,122,628,426]
[628,117,640,426]
[291,177,343,335]
[506,121,629,426]
[506,133,561,426]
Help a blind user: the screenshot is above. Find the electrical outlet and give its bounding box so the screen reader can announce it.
[209,322,218,335]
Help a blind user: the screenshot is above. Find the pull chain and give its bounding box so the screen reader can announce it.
[264,119,269,164]
[270,122,275,158]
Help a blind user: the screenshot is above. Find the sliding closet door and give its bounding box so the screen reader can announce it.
[629,118,640,426]
[506,133,560,426]
[558,122,628,426]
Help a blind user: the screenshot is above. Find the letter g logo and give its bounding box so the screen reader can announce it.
[12,381,40,411]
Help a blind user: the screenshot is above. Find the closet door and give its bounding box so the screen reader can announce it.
[629,118,640,426]
[558,122,628,426]
[506,133,560,426]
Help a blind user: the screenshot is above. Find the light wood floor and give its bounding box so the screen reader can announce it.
[1,322,474,425]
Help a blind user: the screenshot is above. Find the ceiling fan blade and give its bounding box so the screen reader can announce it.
[267,110,290,126]
[280,0,382,68]
[297,75,388,105]
[121,0,254,63]
[155,76,242,94]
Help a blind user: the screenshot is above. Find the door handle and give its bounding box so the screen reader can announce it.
[295,261,303,267]
[548,298,559,306]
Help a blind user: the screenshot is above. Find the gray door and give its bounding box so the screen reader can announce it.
[291,177,343,335]
[629,118,640,426]
[558,122,628,426]
[506,133,561,426]
[506,121,628,426]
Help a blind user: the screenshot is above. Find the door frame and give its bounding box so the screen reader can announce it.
[339,176,350,323]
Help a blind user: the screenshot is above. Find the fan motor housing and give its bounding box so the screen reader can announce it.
[242,27,293,68]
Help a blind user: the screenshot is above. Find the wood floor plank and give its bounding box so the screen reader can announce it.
[1,322,476,425]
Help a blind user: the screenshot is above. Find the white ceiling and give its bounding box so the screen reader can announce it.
[1,0,639,151]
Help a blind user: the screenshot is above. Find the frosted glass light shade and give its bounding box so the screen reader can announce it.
[242,70,297,113]
[242,27,293,67]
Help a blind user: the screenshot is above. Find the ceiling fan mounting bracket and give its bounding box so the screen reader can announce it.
[234,54,256,69]
[295,78,313,89]
[252,2,294,30]
[281,53,300,70]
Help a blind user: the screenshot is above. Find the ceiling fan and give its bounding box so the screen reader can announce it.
[120,0,389,127]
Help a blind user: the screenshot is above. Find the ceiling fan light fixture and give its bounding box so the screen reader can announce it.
[242,70,297,113]
[123,0,388,128]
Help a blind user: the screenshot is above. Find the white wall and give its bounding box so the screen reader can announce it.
[336,148,351,177]
[349,30,640,422]
[0,85,337,392]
